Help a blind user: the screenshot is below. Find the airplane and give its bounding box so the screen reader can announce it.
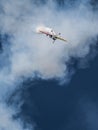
[36,26,67,43]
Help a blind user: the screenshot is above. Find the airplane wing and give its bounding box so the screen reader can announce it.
[55,36,67,42]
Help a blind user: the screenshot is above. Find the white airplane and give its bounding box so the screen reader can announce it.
[36,26,67,43]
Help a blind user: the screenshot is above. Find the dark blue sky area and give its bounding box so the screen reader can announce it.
[20,42,98,130]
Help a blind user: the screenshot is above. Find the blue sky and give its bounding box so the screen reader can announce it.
[20,43,98,130]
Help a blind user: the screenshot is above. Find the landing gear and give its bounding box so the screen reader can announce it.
[52,38,56,44]
[49,35,52,38]
[53,37,56,40]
